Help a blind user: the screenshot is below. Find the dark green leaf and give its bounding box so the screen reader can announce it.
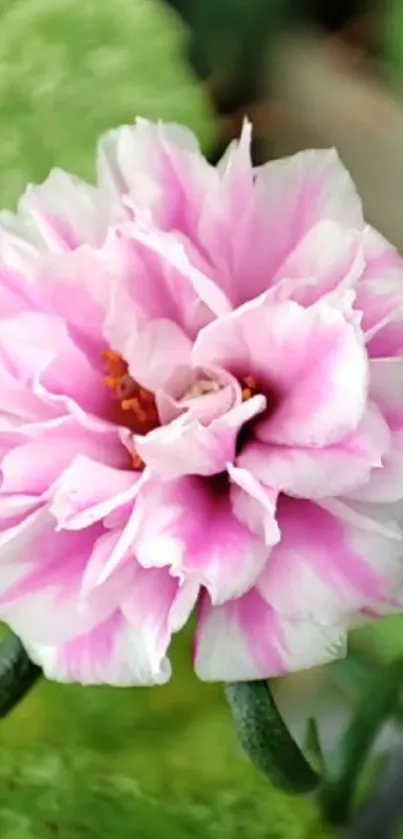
[319,657,403,826]
[303,717,325,775]
[0,634,41,719]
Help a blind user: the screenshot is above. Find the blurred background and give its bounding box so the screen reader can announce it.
[1,0,403,836]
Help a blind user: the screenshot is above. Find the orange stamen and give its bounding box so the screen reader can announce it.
[131,451,146,471]
[241,375,259,402]
[103,349,160,470]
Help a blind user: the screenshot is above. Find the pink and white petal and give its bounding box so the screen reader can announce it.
[361,225,403,281]
[194,296,368,448]
[80,529,131,594]
[257,497,403,625]
[362,288,403,359]
[348,429,403,503]
[18,169,106,251]
[228,464,280,545]
[132,475,269,605]
[87,468,151,588]
[0,494,42,526]
[50,456,139,530]
[194,589,347,681]
[123,318,192,393]
[0,511,127,644]
[209,146,363,306]
[0,312,109,430]
[0,264,41,317]
[0,311,71,382]
[24,609,170,686]
[0,215,42,277]
[240,404,390,499]
[257,146,363,244]
[97,119,216,235]
[122,565,197,674]
[128,227,231,325]
[157,370,238,427]
[196,122,257,304]
[135,394,265,479]
[102,233,189,354]
[37,344,108,420]
[1,420,125,496]
[270,221,365,307]
[370,358,403,428]
[102,228,224,356]
[356,231,403,356]
[37,247,109,353]
[0,352,58,426]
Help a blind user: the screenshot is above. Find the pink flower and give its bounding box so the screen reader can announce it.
[1,119,403,685]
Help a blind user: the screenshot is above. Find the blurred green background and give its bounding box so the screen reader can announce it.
[0,0,403,836]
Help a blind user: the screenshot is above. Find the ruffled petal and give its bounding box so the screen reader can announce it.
[0,510,129,645]
[49,456,140,530]
[194,589,347,681]
[1,421,125,496]
[194,295,368,447]
[24,609,168,686]
[97,119,216,235]
[16,169,107,250]
[257,497,403,625]
[132,475,271,605]
[239,404,390,499]
[202,145,363,306]
[135,394,265,479]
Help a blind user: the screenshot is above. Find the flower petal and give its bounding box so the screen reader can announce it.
[269,221,365,306]
[257,497,403,624]
[204,146,363,306]
[132,476,270,605]
[1,421,125,496]
[194,589,347,681]
[135,395,265,479]
[0,510,128,645]
[17,169,106,251]
[97,119,216,235]
[239,404,390,499]
[24,609,169,686]
[194,295,368,447]
[49,456,140,530]
[124,318,192,393]
[228,464,280,545]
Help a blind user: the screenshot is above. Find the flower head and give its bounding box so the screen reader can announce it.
[1,119,403,685]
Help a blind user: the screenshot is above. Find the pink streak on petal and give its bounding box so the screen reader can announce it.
[194,588,347,681]
[50,456,140,531]
[132,475,269,605]
[240,403,390,499]
[258,497,402,624]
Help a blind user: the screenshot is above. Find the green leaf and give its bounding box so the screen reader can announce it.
[319,657,403,826]
[0,634,41,719]
[225,680,319,794]
[330,653,403,727]
[353,751,389,814]
[303,717,324,775]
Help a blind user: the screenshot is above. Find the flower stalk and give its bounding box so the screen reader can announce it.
[225,680,319,794]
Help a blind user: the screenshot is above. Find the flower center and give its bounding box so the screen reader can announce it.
[241,375,259,402]
[103,350,160,470]
[181,377,223,401]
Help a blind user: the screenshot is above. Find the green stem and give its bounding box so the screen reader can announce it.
[319,657,403,826]
[225,680,319,794]
[0,634,41,719]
